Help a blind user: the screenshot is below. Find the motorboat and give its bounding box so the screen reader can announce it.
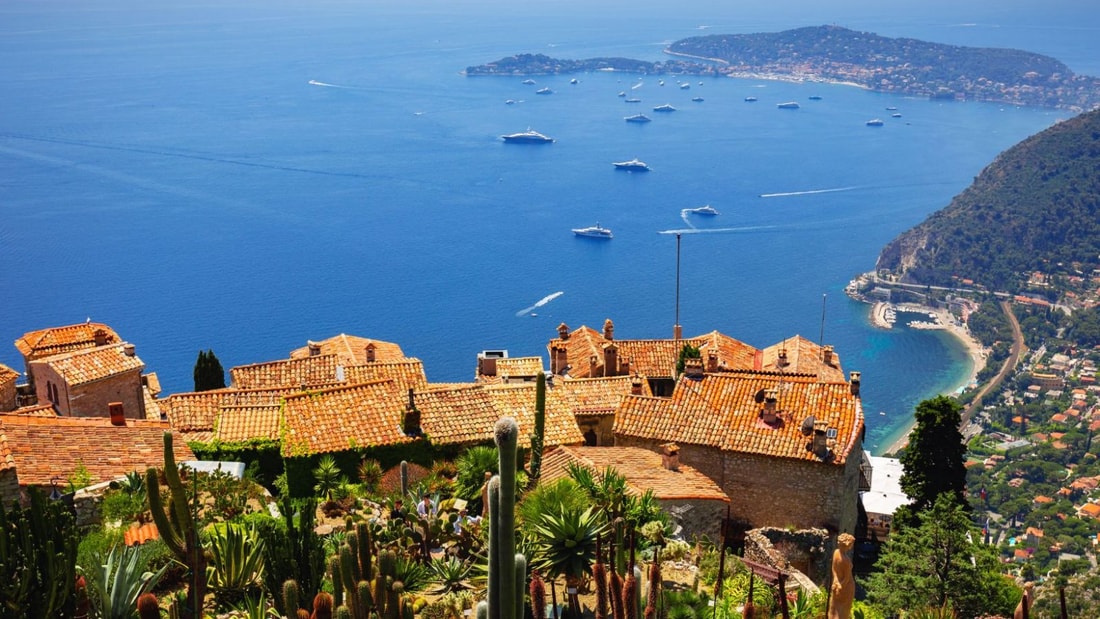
[808,95,822,100]
[689,205,719,215]
[691,96,704,102]
[624,114,652,123]
[613,158,650,171]
[536,87,553,95]
[653,103,676,112]
[500,129,555,143]
[891,113,902,118]
[744,96,758,102]
[522,79,536,85]
[866,118,885,126]
[624,98,641,103]
[777,101,800,109]
[572,223,613,239]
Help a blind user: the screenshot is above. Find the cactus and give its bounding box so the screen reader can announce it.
[336,606,353,619]
[312,592,334,619]
[487,417,524,619]
[400,461,409,497]
[0,488,79,618]
[284,579,302,617]
[644,550,660,619]
[329,555,344,608]
[264,497,325,615]
[528,371,547,487]
[594,537,608,619]
[146,432,206,619]
[530,571,546,619]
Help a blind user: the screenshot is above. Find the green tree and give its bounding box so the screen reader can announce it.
[900,396,968,516]
[193,349,227,392]
[675,343,701,376]
[866,495,1019,618]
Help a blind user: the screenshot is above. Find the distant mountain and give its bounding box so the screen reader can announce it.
[876,108,1100,292]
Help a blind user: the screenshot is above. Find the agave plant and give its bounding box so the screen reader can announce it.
[206,522,267,610]
[312,456,344,502]
[82,544,168,619]
[393,552,432,593]
[529,506,607,583]
[429,556,474,594]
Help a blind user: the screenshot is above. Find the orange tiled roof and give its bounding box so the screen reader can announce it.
[142,387,162,421]
[477,357,546,383]
[0,416,190,486]
[344,359,428,392]
[14,322,120,360]
[0,364,19,385]
[144,372,162,397]
[614,373,863,465]
[34,344,145,386]
[281,380,413,457]
[558,375,651,416]
[160,387,294,432]
[215,405,282,442]
[483,383,584,447]
[760,335,846,381]
[413,384,502,446]
[540,445,730,502]
[1079,502,1100,518]
[289,334,406,366]
[7,404,56,417]
[230,355,343,389]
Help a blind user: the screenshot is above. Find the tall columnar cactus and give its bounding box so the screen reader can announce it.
[530,571,546,619]
[137,592,161,619]
[400,461,409,497]
[0,488,79,619]
[644,549,660,619]
[487,417,523,619]
[146,431,206,619]
[593,537,608,619]
[528,372,547,487]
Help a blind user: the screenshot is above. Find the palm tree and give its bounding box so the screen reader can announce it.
[312,456,344,502]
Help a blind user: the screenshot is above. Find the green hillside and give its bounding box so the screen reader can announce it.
[876,108,1100,292]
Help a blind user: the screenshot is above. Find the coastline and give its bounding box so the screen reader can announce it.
[875,305,987,456]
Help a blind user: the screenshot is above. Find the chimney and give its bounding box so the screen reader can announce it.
[620,358,630,376]
[93,328,108,347]
[589,355,599,378]
[660,443,680,471]
[684,357,704,380]
[108,402,125,426]
[761,388,779,425]
[777,348,789,369]
[365,343,376,363]
[673,324,683,340]
[550,345,566,375]
[850,371,862,396]
[557,323,570,341]
[603,343,618,377]
[402,388,421,436]
[479,355,498,377]
[307,341,321,356]
[603,319,614,341]
[823,345,835,366]
[811,420,831,460]
[631,375,644,395]
[707,351,719,373]
[123,343,136,357]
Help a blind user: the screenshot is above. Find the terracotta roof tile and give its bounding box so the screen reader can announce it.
[289,334,406,365]
[281,380,413,457]
[557,375,651,416]
[215,405,282,442]
[14,322,120,360]
[539,446,730,502]
[0,364,19,385]
[9,404,57,417]
[160,387,294,432]
[483,383,585,447]
[124,522,160,546]
[760,336,846,381]
[414,385,502,446]
[0,416,190,486]
[143,372,162,397]
[142,387,162,421]
[230,355,343,389]
[478,357,545,382]
[344,359,428,392]
[33,344,145,386]
[614,373,863,465]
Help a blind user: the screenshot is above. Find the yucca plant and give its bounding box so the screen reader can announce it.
[393,552,432,593]
[313,456,345,502]
[82,544,168,619]
[529,506,607,584]
[232,591,281,618]
[429,557,474,594]
[206,522,267,610]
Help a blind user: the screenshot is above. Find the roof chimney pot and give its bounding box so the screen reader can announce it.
[109,402,125,426]
[123,343,136,357]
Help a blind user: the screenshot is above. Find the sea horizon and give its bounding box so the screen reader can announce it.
[2,0,1096,456]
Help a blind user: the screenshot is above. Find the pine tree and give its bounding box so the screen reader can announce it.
[193,349,227,392]
[899,395,968,515]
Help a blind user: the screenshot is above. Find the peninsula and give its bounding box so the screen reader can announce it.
[465,25,1100,112]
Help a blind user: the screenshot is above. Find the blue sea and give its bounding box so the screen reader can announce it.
[2,0,1098,454]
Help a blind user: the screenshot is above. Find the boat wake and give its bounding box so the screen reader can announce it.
[759,186,860,198]
[657,225,777,235]
[631,81,644,90]
[515,291,564,317]
[308,80,355,89]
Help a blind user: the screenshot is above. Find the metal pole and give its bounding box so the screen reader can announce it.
[675,233,682,337]
[819,293,827,345]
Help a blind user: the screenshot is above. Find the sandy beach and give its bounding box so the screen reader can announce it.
[876,305,987,456]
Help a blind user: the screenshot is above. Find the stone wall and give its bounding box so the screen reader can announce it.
[0,469,20,504]
[31,363,145,418]
[616,435,860,534]
[659,498,727,543]
[744,527,831,584]
[0,375,16,412]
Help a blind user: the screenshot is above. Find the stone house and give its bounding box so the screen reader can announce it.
[14,322,121,390]
[539,444,730,542]
[29,343,147,419]
[554,375,652,446]
[289,333,407,366]
[614,370,864,535]
[0,364,18,412]
[0,413,192,504]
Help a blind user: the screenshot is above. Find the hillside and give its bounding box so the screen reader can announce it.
[876,108,1100,292]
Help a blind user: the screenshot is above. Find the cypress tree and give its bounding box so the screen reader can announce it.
[193,349,227,391]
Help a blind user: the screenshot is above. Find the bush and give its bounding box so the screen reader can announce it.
[77,527,125,576]
[99,491,147,524]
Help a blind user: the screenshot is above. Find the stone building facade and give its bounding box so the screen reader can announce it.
[0,364,18,412]
[29,343,146,419]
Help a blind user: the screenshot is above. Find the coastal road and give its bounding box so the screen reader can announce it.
[961,300,1025,428]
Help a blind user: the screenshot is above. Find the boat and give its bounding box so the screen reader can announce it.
[613,158,650,171]
[777,101,800,109]
[570,78,578,84]
[624,114,652,123]
[504,99,516,105]
[679,83,690,89]
[808,95,822,100]
[866,119,884,126]
[572,222,613,239]
[689,205,719,215]
[691,96,704,102]
[891,113,902,118]
[535,87,553,95]
[652,103,676,112]
[618,91,626,97]
[624,98,641,103]
[500,129,555,143]
[744,96,757,102]
[658,80,665,86]
[522,79,536,85]
[885,106,898,111]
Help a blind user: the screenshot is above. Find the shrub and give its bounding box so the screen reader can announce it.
[100,491,148,525]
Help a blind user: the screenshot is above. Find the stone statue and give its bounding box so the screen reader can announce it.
[828,533,855,619]
[1013,582,1034,619]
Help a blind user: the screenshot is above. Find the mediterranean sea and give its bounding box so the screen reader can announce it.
[2,0,1098,454]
